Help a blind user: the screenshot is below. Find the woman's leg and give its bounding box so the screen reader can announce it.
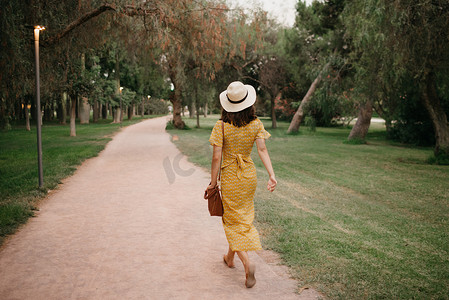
[236,251,256,288]
[224,249,256,287]
[236,251,249,272]
[223,247,235,268]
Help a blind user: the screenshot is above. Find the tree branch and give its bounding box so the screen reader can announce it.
[240,75,270,90]
[122,4,159,16]
[45,4,117,45]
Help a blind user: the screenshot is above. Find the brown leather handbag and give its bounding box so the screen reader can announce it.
[204,121,224,217]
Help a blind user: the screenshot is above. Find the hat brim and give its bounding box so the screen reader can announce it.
[219,85,257,113]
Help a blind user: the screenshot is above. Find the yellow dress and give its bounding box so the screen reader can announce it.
[209,118,271,251]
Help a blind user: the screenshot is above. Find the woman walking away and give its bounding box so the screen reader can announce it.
[208,81,277,288]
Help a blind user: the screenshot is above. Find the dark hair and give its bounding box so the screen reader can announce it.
[221,105,257,127]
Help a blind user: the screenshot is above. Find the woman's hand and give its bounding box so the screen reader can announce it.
[207,182,217,190]
[267,176,277,192]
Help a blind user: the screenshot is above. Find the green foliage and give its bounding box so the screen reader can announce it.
[0,203,34,238]
[343,137,366,145]
[304,116,316,132]
[146,99,169,115]
[306,84,353,127]
[2,0,448,150]
[378,75,437,146]
[344,0,449,152]
[427,152,449,166]
[165,120,175,130]
[165,119,191,130]
[283,0,356,129]
[274,97,297,121]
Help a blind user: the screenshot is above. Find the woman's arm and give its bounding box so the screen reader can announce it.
[256,138,277,192]
[209,145,223,188]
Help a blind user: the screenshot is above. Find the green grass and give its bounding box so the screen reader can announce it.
[0,115,162,243]
[168,115,449,300]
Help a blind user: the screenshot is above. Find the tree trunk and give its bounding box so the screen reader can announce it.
[44,102,52,122]
[93,100,99,123]
[113,108,121,123]
[348,100,373,141]
[79,97,90,124]
[25,101,30,131]
[172,98,185,128]
[196,99,200,128]
[271,91,281,129]
[287,71,324,133]
[141,98,145,117]
[204,102,208,117]
[30,100,36,122]
[168,58,185,128]
[189,102,194,118]
[170,89,185,129]
[59,92,67,124]
[66,94,71,117]
[0,97,9,129]
[102,103,108,119]
[76,92,80,119]
[113,52,122,124]
[168,73,185,128]
[15,102,21,122]
[51,99,56,120]
[384,118,393,134]
[128,105,133,120]
[421,72,449,156]
[78,53,89,124]
[70,94,76,137]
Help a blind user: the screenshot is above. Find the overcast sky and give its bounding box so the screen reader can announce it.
[227,0,316,27]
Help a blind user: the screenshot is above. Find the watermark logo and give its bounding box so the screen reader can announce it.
[163,153,195,184]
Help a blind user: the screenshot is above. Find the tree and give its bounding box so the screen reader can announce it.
[213,9,278,123]
[141,0,232,128]
[288,65,327,133]
[345,0,449,157]
[259,57,286,128]
[0,0,123,128]
[286,0,352,133]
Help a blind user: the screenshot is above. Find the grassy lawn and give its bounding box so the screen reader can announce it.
[0,116,162,244]
[168,115,449,299]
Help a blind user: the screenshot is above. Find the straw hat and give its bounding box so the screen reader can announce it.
[219,81,256,112]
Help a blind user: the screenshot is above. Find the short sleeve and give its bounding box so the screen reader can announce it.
[209,121,223,147]
[255,119,271,140]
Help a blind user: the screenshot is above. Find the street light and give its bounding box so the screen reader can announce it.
[119,86,124,123]
[34,25,45,188]
[146,95,151,116]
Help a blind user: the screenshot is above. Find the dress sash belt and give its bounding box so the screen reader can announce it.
[221,153,253,179]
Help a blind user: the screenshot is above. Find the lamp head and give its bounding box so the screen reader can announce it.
[34,25,45,41]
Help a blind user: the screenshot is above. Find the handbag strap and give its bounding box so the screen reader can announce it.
[218,120,224,182]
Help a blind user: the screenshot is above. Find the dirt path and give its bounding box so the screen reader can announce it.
[0,117,321,299]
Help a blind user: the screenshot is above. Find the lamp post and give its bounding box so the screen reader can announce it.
[119,86,124,123]
[34,25,45,188]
